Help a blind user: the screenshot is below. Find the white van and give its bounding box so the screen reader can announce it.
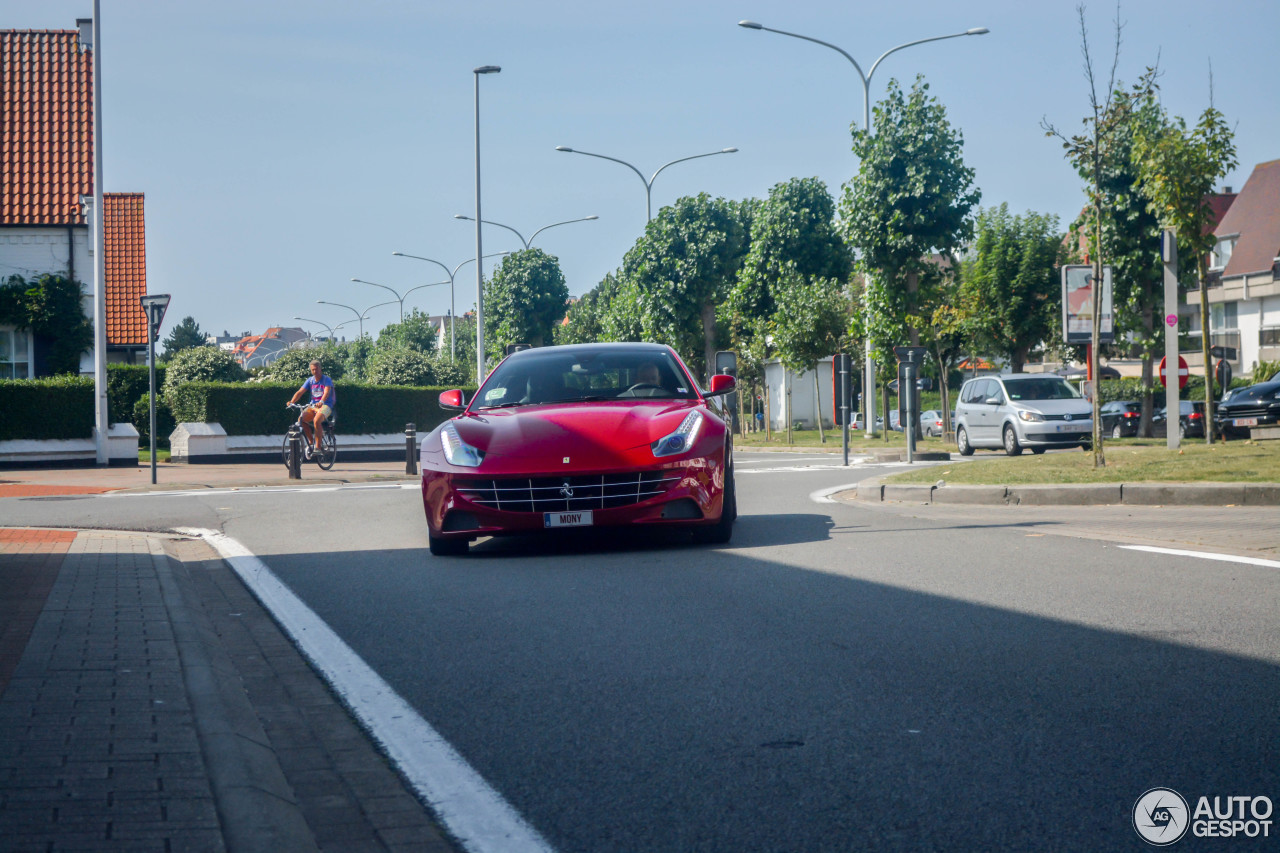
[954,374,1093,456]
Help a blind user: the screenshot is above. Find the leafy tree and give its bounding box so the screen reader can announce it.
[961,205,1067,373]
[0,273,94,375]
[376,308,439,354]
[769,273,851,441]
[334,336,375,382]
[161,316,209,360]
[438,312,478,380]
[427,351,472,387]
[365,347,436,386]
[266,346,345,384]
[162,346,246,395]
[483,249,569,358]
[623,194,751,381]
[838,76,980,392]
[1132,101,1237,443]
[599,276,645,344]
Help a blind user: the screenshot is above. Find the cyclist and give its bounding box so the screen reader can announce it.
[287,359,335,458]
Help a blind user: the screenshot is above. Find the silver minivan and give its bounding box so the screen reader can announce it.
[954,374,1093,456]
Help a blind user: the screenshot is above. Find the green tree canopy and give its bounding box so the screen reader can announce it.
[483,249,569,358]
[376,308,439,353]
[161,316,209,360]
[162,346,246,395]
[266,346,345,384]
[365,347,437,386]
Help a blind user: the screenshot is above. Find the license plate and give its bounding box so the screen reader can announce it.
[1234,417,1259,427]
[545,510,593,528]
[1057,423,1080,432]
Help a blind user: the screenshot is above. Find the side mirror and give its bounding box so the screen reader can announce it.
[707,374,736,398]
[439,389,467,411]
[984,396,1002,406]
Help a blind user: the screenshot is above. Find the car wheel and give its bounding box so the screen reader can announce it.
[429,533,469,556]
[1111,424,1122,439]
[1003,424,1023,456]
[1179,422,1187,439]
[1031,447,1046,455]
[695,461,736,545]
[957,426,974,457]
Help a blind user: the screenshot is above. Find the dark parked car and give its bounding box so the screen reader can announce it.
[1099,400,1142,438]
[1153,401,1209,439]
[1215,377,1280,438]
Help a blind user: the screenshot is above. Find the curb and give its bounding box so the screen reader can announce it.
[850,476,1280,506]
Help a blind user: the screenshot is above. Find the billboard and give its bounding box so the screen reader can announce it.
[1061,264,1114,344]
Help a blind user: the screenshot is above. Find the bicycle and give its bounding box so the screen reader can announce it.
[283,403,337,471]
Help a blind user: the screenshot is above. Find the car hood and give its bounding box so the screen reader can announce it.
[1009,399,1093,417]
[451,400,704,470]
[1221,381,1280,407]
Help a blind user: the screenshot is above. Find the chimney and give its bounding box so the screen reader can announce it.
[1224,186,1233,194]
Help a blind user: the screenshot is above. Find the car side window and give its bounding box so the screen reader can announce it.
[961,381,981,404]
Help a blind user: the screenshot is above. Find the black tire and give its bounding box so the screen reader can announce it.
[315,429,336,470]
[695,460,736,545]
[957,426,974,457]
[281,432,292,468]
[1031,447,1046,455]
[1003,424,1023,456]
[429,533,469,556]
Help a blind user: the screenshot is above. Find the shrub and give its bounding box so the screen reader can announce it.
[267,346,345,384]
[108,363,166,426]
[163,347,246,396]
[132,392,176,447]
[0,375,93,440]
[366,348,435,386]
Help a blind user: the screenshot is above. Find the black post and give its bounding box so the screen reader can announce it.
[148,323,157,484]
[405,423,417,475]
[288,429,302,479]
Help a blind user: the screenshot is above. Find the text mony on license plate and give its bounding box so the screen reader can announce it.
[545,510,594,528]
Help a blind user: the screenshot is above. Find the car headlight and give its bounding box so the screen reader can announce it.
[440,422,484,467]
[652,411,704,458]
[1017,411,1045,422]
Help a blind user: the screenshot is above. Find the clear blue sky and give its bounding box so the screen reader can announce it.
[8,0,1277,343]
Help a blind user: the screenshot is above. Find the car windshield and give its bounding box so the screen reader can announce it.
[474,347,697,409]
[1003,377,1081,401]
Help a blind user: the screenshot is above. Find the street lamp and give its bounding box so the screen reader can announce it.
[350,278,449,322]
[554,146,738,222]
[78,7,108,464]
[738,19,988,440]
[315,299,396,340]
[293,316,354,342]
[473,64,501,385]
[390,251,511,360]
[451,214,598,250]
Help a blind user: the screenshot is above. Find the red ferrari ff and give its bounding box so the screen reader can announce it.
[421,343,737,555]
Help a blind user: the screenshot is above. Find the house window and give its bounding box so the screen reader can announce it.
[0,327,32,378]
[1211,236,1237,270]
[1262,328,1280,347]
[1210,302,1238,331]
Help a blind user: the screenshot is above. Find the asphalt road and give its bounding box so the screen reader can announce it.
[5,450,1278,851]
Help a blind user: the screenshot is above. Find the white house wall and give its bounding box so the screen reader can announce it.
[0,226,100,373]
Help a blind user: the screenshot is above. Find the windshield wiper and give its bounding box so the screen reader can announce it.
[478,400,533,410]
[555,395,612,404]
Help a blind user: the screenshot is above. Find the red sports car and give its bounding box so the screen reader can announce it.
[420,343,737,555]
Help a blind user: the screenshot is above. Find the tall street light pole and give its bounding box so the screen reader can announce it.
[78,7,108,464]
[554,146,738,222]
[452,214,598,250]
[391,252,510,361]
[738,20,988,440]
[350,278,449,323]
[473,65,501,384]
[316,299,395,340]
[294,317,356,342]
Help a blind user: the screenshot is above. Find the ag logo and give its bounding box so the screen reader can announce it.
[1134,787,1190,845]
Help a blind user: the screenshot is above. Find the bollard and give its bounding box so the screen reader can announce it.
[405,423,417,475]
[288,428,302,479]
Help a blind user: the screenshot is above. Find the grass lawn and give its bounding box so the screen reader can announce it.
[138,448,171,463]
[884,438,1280,485]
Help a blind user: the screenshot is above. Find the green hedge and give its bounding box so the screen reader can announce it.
[0,376,94,440]
[167,381,476,435]
[108,363,167,426]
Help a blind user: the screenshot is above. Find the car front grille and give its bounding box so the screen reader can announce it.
[455,471,682,514]
[1219,403,1279,419]
[1043,413,1092,421]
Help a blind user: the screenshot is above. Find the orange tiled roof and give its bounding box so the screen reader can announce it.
[1,29,93,225]
[104,193,146,346]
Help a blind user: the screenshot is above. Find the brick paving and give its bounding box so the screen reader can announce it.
[0,530,457,852]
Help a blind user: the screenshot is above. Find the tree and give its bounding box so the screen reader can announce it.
[769,273,851,442]
[267,346,345,384]
[160,316,209,360]
[1132,102,1237,443]
[961,205,1067,373]
[375,308,439,354]
[623,194,751,382]
[334,336,375,382]
[483,249,569,358]
[365,347,437,386]
[0,273,94,375]
[838,76,980,396]
[162,346,246,396]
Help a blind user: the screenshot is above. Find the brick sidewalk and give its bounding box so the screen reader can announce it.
[0,529,455,852]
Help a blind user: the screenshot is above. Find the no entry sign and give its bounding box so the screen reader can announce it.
[1159,355,1189,389]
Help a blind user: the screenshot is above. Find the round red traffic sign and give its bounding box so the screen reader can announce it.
[1159,355,1189,389]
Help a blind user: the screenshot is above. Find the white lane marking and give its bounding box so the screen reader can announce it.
[810,484,863,504]
[738,464,863,474]
[1119,545,1280,569]
[106,482,417,499]
[177,527,553,853]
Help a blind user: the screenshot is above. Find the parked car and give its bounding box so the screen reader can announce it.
[919,410,945,437]
[954,374,1093,456]
[1056,364,1122,380]
[420,342,737,555]
[1214,375,1280,438]
[1153,400,1209,439]
[1099,400,1142,438]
